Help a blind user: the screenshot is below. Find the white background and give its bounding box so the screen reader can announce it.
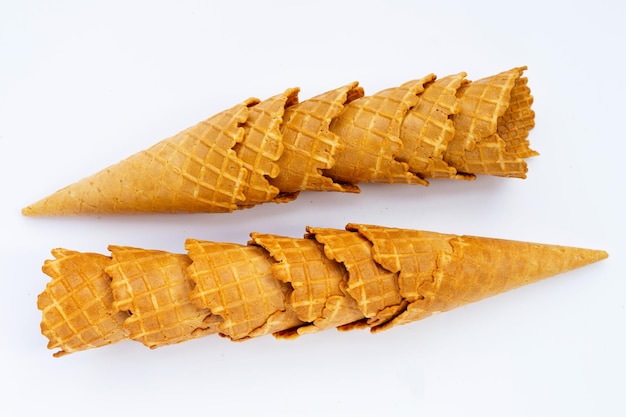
[1,1,624,416]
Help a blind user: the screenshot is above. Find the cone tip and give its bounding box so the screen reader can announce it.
[593,249,609,262]
[569,247,609,270]
[22,199,54,216]
[21,205,36,216]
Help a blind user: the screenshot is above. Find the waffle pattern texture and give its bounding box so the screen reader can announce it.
[38,224,607,357]
[23,67,535,215]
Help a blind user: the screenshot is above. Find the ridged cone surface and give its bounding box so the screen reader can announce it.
[444,67,533,178]
[185,240,300,340]
[24,101,253,215]
[38,249,129,357]
[498,74,536,158]
[270,82,363,195]
[235,89,299,207]
[251,233,364,335]
[106,246,219,348]
[398,73,466,179]
[309,227,407,327]
[326,76,433,185]
[24,68,536,216]
[37,225,607,356]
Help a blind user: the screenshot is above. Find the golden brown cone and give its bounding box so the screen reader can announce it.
[37,224,607,356]
[444,67,533,178]
[235,89,300,207]
[346,224,608,331]
[347,224,454,303]
[185,239,301,340]
[38,249,129,357]
[308,227,407,328]
[454,134,529,177]
[23,68,537,216]
[326,77,434,185]
[497,74,537,158]
[398,73,467,180]
[250,233,364,336]
[270,82,363,196]
[22,99,255,215]
[106,246,219,348]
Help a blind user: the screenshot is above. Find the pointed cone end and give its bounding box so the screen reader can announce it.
[22,204,39,216]
[22,189,73,216]
[573,247,609,267]
[22,197,63,216]
[467,237,610,288]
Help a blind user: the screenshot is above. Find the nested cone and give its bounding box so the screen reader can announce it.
[22,99,256,215]
[270,82,364,199]
[38,249,129,357]
[347,224,608,331]
[106,246,220,349]
[398,73,468,180]
[186,239,302,340]
[250,233,364,337]
[326,76,434,185]
[236,88,300,207]
[37,224,608,355]
[308,227,407,328]
[497,74,536,158]
[444,67,535,178]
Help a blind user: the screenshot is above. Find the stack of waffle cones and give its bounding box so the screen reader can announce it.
[23,67,535,216]
[31,67,606,358]
[38,224,607,357]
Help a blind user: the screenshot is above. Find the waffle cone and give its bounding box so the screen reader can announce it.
[250,233,364,336]
[23,68,537,216]
[236,89,300,207]
[38,249,129,357]
[185,239,301,340]
[326,77,433,185]
[106,246,219,348]
[23,100,255,215]
[498,74,537,158]
[270,82,363,196]
[398,73,468,179]
[37,224,607,356]
[307,227,407,327]
[347,224,608,331]
[444,67,534,178]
